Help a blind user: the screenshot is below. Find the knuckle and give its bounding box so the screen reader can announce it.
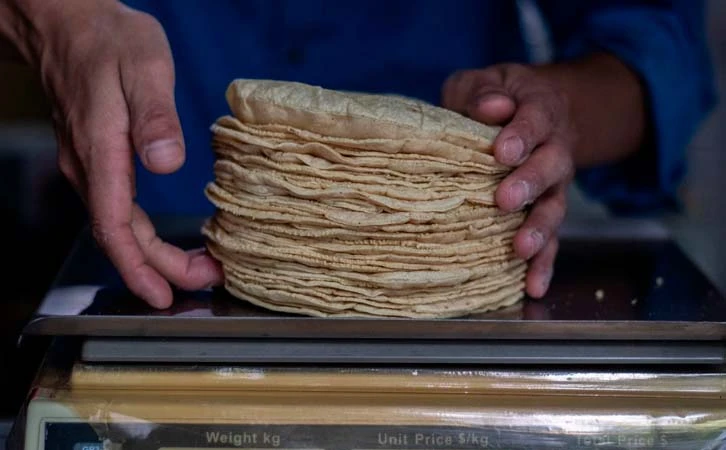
[518,167,542,196]
[509,118,534,141]
[518,102,552,133]
[134,11,164,30]
[521,96,557,132]
[138,101,173,126]
[511,112,533,127]
[121,9,166,38]
[135,102,179,137]
[520,88,565,130]
[90,219,114,250]
[142,233,162,252]
[67,28,106,59]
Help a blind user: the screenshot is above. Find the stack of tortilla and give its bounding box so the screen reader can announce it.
[202,79,527,318]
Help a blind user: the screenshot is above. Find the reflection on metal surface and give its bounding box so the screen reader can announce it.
[22,217,726,340]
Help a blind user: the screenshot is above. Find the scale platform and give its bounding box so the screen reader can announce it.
[18,215,726,366]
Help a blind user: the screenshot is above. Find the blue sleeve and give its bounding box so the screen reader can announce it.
[535,0,718,215]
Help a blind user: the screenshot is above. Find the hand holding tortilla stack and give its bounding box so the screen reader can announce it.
[202,79,528,318]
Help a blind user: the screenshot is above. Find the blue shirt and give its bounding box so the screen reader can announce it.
[121,0,717,217]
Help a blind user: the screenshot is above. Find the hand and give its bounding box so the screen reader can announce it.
[4,0,223,307]
[442,64,576,298]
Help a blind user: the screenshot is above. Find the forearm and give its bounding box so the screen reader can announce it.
[534,52,648,169]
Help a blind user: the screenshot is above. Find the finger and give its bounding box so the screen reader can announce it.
[441,70,474,113]
[493,89,564,166]
[87,154,174,308]
[495,141,574,211]
[467,92,516,125]
[526,235,558,299]
[512,186,567,260]
[522,301,551,320]
[441,68,504,114]
[77,71,173,308]
[121,16,185,174]
[131,204,224,290]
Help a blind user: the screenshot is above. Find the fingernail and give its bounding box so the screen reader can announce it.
[529,229,545,257]
[508,180,531,210]
[144,139,183,169]
[500,136,524,165]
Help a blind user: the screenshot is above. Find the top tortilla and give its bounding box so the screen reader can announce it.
[225,79,500,155]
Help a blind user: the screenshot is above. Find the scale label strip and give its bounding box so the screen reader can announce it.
[43,422,725,450]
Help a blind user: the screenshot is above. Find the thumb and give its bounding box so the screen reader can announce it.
[127,73,184,173]
[467,91,516,125]
[122,53,185,174]
[442,68,516,125]
[463,68,516,124]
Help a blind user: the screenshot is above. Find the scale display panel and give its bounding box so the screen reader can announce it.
[17,363,726,450]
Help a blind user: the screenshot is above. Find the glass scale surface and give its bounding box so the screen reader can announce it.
[8,216,726,450]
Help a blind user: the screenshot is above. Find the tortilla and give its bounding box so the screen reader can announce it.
[203,79,527,318]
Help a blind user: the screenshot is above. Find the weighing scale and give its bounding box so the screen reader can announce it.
[7,216,726,450]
